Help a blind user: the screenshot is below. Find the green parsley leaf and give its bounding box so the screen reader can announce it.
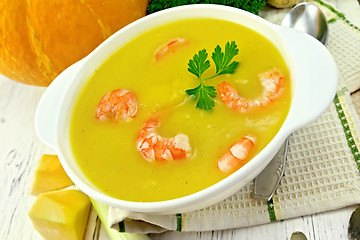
[146,0,267,15]
[187,49,210,78]
[212,41,239,75]
[186,84,217,110]
[186,41,239,110]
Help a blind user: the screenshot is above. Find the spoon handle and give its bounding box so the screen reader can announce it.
[253,137,289,201]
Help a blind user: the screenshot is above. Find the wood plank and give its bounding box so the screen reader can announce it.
[0,78,53,240]
[1,0,360,239]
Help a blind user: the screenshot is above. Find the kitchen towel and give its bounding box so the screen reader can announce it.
[99,0,360,235]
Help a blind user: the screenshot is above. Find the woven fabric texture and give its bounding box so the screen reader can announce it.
[106,1,360,233]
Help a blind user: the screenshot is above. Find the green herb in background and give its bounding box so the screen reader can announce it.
[185,41,239,110]
[147,0,267,15]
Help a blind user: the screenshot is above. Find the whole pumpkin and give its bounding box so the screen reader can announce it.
[0,0,148,86]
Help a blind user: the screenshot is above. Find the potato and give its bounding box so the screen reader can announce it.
[268,0,299,8]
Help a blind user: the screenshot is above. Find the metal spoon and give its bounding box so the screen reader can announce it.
[291,231,308,240]
[349,206,360,240]
[281,2,328,44]
[253,2,328,201]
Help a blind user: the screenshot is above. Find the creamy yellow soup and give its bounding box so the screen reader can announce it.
[70,18,291,202]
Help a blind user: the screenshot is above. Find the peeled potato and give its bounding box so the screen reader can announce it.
[29,189,91,240]
[268,0,299,8]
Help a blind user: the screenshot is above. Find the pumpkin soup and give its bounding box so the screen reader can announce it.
[70,18,291,202]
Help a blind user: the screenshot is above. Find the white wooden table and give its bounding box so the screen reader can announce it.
[1,1,360,239]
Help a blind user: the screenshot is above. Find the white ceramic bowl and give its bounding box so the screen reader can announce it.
[35,5,338,214]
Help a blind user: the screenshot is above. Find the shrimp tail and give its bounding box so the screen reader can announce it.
[154,38,188,62]
[218,134,256,173]
[137,117,191,162]
[218,68,285,112]
[95,89,138,122]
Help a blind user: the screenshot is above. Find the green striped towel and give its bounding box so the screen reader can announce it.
[92,0,360,236]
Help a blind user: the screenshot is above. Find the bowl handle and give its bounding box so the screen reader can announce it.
[277,26,339,132]
[34,59,85,148]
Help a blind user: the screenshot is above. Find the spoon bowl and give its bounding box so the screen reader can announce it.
[281,2,328,44]
[349,206,360,240]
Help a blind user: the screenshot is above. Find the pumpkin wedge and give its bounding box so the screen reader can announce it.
[30,154,74,195]
[29,189,91,240]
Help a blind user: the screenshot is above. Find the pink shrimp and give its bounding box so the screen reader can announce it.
[136,116,191,162]
[218,68,285,112]
[95,89,138,122]
[154,38,188,62]
[218,134,256,173]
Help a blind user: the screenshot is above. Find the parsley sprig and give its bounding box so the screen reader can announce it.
[185,41,239,110]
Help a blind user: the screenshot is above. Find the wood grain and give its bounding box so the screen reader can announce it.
[1,1,360,239]
[1,68,358,240]
[0,78,50,240]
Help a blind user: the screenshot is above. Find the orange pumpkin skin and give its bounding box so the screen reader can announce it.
[0,0,148,86]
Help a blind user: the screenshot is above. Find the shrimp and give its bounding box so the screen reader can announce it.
[95,89,138,122]
[218,68,284,112]
[218,134,256,173]
[154,38,188,62]
[136,116,191,162]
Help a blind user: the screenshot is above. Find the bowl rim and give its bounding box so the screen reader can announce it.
[36,4,338,214]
